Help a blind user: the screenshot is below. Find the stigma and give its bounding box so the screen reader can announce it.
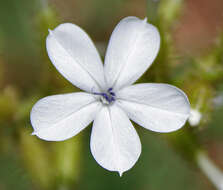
[93,88,116,104]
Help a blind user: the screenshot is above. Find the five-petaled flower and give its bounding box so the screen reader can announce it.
[30,16,190,176]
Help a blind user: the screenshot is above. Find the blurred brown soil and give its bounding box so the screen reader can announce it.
[50,0,223,55]
[174,0,223,55]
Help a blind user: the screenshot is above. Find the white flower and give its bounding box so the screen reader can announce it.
[30,16,190,176]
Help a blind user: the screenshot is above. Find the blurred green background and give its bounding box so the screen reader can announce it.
[0,0,223,189]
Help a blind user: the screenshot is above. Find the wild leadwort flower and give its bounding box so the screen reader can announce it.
[30,16,190,176]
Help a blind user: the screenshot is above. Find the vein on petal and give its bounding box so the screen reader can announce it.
[107,106,122,174]
[49,31,103,91]
[33,101,100,134]
[111,25,142,89]
[117,98,189,118]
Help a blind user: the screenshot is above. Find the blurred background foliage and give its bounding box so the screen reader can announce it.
[0,0,223,189]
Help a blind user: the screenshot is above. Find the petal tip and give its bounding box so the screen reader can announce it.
[31,131,37,136]
[118,170,124,177]
[48,29,53,34]
[143,17,148,23]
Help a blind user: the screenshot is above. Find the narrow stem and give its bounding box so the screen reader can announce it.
[196,151,223,190]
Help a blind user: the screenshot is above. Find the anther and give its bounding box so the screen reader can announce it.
[109,92,115,96]
[93,88,116,104]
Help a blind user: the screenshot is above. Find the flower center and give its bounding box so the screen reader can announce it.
[93,88,116,105]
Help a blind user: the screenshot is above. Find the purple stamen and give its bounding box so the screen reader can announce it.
[110,92,115,96]
[108,88,113,92]
[93,88,116,104]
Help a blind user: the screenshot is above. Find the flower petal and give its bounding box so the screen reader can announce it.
[104,16,160,90]
[46,23,106,92]
[116,84,190,133]
[30,93,101,141]
[90,104,141,176]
